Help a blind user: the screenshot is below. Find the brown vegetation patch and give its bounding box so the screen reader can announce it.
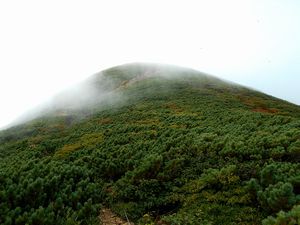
[237,95,279,114]
[97,118,113,125]
[253,107,279,114]
[165,103,184,113]
[55,132,103,157]
[135,118,161,125]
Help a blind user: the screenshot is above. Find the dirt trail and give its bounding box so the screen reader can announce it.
[99,208,134,225]
[116,69,160,91]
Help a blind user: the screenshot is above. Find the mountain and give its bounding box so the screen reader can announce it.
[0,63,300,224]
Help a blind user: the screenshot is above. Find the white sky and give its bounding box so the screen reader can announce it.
[0,0,300,128]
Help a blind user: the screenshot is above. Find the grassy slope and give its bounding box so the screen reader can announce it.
[0,63,300,224]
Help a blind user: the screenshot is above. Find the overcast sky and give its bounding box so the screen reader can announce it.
[0,0,299,128]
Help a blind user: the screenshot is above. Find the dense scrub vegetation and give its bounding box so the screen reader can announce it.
[0,64,299,224]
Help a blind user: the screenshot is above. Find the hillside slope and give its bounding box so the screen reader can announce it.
[0,63,300,224]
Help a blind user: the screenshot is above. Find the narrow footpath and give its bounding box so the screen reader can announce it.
[99,208,134,225]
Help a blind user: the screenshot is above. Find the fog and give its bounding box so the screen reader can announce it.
[8,71,125,128]
[3,62,223,128]
[1,60,300,130]
[0,0,300,129]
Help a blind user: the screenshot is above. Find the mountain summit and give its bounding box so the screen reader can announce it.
[1,63,300,224]
[13,63,300,125]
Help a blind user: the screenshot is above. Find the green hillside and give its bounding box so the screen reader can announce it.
[1,63,300,224]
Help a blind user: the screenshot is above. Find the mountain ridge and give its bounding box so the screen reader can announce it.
[5,63,300,130]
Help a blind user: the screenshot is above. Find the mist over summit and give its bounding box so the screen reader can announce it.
[9,63,299,128]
